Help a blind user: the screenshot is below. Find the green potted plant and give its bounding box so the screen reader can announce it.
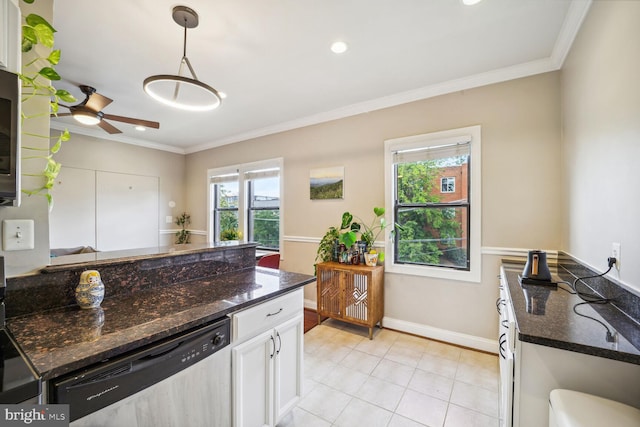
[357,207,388,265]
[175,212,191,244]
[315,207,392,270]
[357,207,386,249]
[220,228,241,241]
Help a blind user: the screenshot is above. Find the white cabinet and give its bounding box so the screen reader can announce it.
[272,315,303,422]
[231,289,303,427]
[0,0,20,73]
[512,340,640,427]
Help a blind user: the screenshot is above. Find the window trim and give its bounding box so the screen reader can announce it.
[384,126,481,283]
[207,158,284,255]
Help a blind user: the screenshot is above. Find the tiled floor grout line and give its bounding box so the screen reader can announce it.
[280,322,500,426]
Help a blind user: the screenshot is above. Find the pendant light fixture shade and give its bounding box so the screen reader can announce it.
[143,6,222,111]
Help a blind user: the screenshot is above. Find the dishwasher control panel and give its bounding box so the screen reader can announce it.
[181,330,227,364]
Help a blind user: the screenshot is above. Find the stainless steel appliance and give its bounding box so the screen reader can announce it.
[0,257,42,403]
[0,69,21,207]
[497,277,516,427]
[50,317,231,426]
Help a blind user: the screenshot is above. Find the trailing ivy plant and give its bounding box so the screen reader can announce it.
[19,0,75,203]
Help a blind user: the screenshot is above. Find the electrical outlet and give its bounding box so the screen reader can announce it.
[611,242,621,269]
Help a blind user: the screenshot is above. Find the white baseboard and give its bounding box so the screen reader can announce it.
[382,317,498,354]
[304,298,317,310]
[305,297,497,354]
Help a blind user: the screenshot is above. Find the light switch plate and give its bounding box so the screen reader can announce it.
[3,219,35,251]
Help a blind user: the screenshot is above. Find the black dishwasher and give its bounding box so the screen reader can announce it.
[50,317,231,425]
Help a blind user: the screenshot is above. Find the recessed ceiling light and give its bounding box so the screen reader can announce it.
[135,126,146,131]
[462,0,483,5]
[331,41,348,54]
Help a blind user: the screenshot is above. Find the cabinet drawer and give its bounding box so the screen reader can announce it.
[232,289,303,343]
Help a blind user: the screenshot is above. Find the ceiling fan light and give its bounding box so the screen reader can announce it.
[72,109,101,125]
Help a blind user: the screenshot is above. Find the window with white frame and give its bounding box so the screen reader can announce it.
[384,126,481,282]
[208,159,283,251]
[441,177,455,193]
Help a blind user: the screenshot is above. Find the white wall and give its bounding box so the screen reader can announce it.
[51,133,186,248]
[561,0,640,293]
[185,72,563,347]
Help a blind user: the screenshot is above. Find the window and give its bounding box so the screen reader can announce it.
[441,177,455,193]
[208,159,283,251]
[211,175,239,241]
[384,126,481,282]
[247,170,280,250]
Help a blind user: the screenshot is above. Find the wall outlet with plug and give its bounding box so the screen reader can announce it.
[611,242,621,269]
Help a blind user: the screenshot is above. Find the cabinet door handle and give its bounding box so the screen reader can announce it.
[499,333,506,359]
[270,335,276,359]
[266,308,283,317]
[276,331,282,355]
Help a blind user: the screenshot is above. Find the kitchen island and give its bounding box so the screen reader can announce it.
[5,243,315,380]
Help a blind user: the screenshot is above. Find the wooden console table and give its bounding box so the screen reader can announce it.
[315,261,384,339]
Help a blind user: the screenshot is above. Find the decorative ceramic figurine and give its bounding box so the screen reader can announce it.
[75,270,105,309]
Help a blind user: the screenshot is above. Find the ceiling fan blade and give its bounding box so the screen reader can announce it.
[97,120,122,135]
[103,114,160,129]
[85,92,113,111]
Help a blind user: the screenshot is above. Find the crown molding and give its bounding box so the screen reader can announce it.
[52,0,592,156]
[550,0,593,68]
[49,121,186,154]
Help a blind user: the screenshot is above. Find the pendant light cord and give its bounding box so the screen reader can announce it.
[183,19,188,58]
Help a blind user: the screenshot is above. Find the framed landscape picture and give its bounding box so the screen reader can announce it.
[310,166,344,200]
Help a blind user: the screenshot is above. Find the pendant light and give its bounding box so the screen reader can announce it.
[143,6,222,111]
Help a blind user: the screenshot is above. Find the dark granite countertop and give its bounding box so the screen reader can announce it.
[501,262,640,365]
[7,267,315,380]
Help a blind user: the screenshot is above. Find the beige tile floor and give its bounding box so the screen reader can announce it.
[277,320,499,427]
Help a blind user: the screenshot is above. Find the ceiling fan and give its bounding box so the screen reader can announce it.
[55,85,160,134]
